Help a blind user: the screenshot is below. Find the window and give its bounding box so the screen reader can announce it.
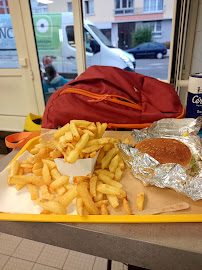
[66,26,75,48]
[138,43,149,49]
[66,26,94,52]
[143,21,162,37]
[85,0,94,15]
[0,0,9,14]
[114,0,134,15]
[84,29,93,52]
[67,2,72,12]
[148,43,159,48]
[144,0,163,12]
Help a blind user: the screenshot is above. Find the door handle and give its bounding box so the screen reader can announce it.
[67,56,76,60]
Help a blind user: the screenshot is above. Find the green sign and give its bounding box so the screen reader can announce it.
[33,13,62,51]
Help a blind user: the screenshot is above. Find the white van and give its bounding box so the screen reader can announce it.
[0,13,136,75]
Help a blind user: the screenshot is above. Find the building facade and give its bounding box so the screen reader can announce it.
[48,0,174,49]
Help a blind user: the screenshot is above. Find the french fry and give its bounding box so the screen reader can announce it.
[77,128,84,136]
[30,147,39,155]
[35,198,67,215]
[94,169,114,179]
[58,186,78,207]
[96,122,101,135]
[55,186,66,196]
[23,167,32,174]
[75,133,90,150]
[72,120,91,127]
[27,156,35,164]
[86,138,110,147]
[103,143,114,152]
[101,203,109,215]
[122,138,130,144]
[50,168,61,181]
[66,133,90,163]
[50,175,69,190]
[10,175,45,186]
[82,129,95,138]
[20,163,32,169]
[58,135,68,148]
[93,191,104,202]
[97,184,126,197]
[118,160,125,170]
[33,161,43,170]
[95,200,109,207]
[64,183,77,191]
[38,138,56,150]
[77,182,99,215]
[40,210,52,215]
[97,123,107,138]
[96,148,105,165]
[76,197,83,216]
[101,148,119,169]
[42,159,56,170]
[82,144,103,154]
[83,207,89,215]
[54,123,70,140]
[107,194,119,208]
[40,185,55,200]
[90,151,97,158]
[84,153,90,159]
[123,197,131,214]
[27,184,39,200]
[42,163,51,185]
[87,127,97,134]
[33,147,50,163]
[70,121,80,141]
[73,176,89,184]
[33,168,43,176]
[90,175,97,197]
[50,150,63,159]
[109,138,121,144]
[114,167,123,181]
[8,160,20,185]
[17,167,24,175]
[136,192,145,211]
[109,154,121,173]
[98,173,123,189]
[15,184,25,191]
[64,131,73,142]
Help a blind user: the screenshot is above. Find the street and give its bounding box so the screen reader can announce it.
[0,56,170,80]
[135,56,169,80]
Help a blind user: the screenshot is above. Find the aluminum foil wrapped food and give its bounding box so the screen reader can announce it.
[117,117,202,201]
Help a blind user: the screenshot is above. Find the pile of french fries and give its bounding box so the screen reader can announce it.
[7,120,134,215]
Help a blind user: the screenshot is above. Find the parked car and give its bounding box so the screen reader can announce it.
[126,42,167,59]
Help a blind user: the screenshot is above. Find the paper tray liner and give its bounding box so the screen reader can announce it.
[1,131,202,223]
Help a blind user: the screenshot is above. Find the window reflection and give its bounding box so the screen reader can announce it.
[0,0,19,68]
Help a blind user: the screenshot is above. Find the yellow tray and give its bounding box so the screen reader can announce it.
[1,136,202,223]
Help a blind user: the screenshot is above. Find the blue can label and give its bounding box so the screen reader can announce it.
[186,90,202,118]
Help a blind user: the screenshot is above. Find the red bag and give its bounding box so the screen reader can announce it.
[42,66,184,129]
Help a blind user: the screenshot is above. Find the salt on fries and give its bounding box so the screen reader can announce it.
[7,120,132,215]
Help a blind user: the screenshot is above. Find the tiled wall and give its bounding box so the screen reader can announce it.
[191,0,202,73]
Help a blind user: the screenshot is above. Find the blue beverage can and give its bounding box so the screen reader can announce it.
[186,73,202,118]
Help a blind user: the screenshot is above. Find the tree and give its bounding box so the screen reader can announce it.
[131,27,153,47]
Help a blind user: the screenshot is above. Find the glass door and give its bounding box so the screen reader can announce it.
[29,0,79,104]
[0,1,19,68]
[0,0,44,131]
